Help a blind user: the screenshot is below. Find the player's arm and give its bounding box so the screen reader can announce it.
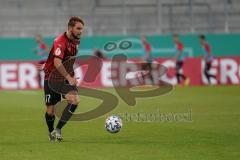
[54,57,77,86]
[36,63,45,71]
[53,40,77,86]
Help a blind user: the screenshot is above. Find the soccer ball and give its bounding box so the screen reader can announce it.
[105,115,123,133]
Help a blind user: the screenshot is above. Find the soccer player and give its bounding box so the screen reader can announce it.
[141,36,153,83]
[43,16,84,141]
[34,34,48,57]
[173,34,189,85]
[33,34,48,88]
[199,35,217,84]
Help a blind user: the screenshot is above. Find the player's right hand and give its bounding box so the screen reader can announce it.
[36,63,45,71]
[67,76,78,86]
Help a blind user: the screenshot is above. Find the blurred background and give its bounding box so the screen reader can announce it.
[0,1,240,160]
[0,0,239,89]
[0,0,240,36]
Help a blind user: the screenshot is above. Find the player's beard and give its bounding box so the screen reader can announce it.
[72,32,81,40]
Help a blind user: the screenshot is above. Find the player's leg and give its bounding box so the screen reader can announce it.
[44,80,61,141]
[204,63,210,84]
[179,61,186,80]
[141,63,148,80]
[55,90,80,141]
[182,62,190,86]
[182,61,190,86]
[176,61,183,84]
[207,63,216,79]
[181,73,186,81]
[45,105,55,141]
[45,105,55,133]
[141,61,154,84]
[179,61,188,84]
[204,62,216,84]
[146,59,154,84]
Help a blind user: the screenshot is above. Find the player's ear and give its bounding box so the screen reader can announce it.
[68,26,73,32]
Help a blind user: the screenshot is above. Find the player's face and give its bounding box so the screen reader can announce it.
[35,35,42,43]
[71,22,84,39]
[141,36,146,43]
[174,36,179,43]
[200,38,204,45]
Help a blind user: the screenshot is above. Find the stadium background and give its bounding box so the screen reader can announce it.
[0,0,240,89]
[0,0,239,160]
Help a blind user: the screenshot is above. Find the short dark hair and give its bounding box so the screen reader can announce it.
[68,16,84,27]
[173,34,179,37]
[199,34,205,40]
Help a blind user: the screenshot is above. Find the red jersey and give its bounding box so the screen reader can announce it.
[175,41,183,52]
[202,42,213,62]
[44,32,80,80]
[40,42,47,51]
[143,42,151,58]
[203,43,211,54]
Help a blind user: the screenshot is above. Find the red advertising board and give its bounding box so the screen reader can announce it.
[0,57,239,90]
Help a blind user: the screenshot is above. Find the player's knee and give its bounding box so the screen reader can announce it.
[46,106,55,116]
[71,96,80,105]
[67,95,80,105]
[204,69,208,75]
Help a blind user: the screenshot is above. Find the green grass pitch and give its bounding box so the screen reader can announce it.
[0,86,239,160]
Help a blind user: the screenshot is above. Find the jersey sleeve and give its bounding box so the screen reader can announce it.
[52,39,66,59]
